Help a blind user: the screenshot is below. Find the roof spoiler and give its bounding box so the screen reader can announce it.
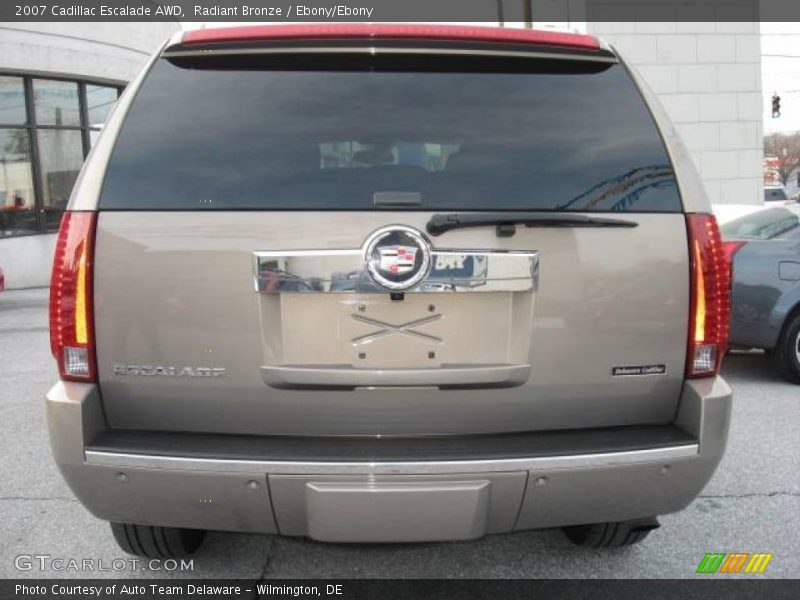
[180,23,603,52]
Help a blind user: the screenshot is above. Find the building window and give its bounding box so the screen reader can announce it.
[0,76,26,123]
[0,74,122,238]
[0,128,36,236]
[33,79,82,126]
[37,129,85,232]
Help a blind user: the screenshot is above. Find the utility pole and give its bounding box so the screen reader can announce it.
[523,0,533,28]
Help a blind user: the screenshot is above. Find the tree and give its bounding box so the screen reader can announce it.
[764,133,800,186]
[2,129,29,157]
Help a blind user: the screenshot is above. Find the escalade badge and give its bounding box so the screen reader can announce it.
[364,226,431,291]
[113,364,226,378]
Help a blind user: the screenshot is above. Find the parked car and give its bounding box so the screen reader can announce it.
[721,205,800,383]
[46,24,732,557]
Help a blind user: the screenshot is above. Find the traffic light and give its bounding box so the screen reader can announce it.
[772,94,781,118]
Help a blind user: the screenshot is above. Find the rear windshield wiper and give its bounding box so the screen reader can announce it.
[426,212,639,237]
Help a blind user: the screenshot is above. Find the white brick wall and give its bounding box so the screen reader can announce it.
[588,21,763,205]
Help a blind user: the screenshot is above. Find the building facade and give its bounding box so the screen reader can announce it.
[0,23,177,289]
[590,21,764,207]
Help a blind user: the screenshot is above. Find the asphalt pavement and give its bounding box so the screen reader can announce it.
[0,287,797,579]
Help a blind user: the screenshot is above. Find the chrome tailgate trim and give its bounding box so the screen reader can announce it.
[254,248,538,293]
[262,363,531,389]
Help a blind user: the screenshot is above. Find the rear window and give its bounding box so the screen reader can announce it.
[722,206,800,241]
[100,55,681,212]
[764,188,788,201]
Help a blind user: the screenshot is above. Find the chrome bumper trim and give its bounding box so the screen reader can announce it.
[85,443,699,475]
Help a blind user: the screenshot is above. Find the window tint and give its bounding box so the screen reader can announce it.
[722,206,800,240]
[320,141,461,172]
[101,58,681,212]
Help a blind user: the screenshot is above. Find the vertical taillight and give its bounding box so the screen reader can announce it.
[49,211,97,382]
[685,214,730,378]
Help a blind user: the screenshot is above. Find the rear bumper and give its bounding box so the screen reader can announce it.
[46,377,731,542]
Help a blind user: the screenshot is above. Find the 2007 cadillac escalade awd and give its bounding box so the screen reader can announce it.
[46,24,733,557]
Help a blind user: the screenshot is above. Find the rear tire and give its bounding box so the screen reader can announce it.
[110,522,206,558]
[562,518,659,548]
[771,313,800,384]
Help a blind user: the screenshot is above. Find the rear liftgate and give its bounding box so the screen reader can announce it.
[254,224,538,541]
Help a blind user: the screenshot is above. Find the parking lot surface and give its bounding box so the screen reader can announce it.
[1,288,797,579]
